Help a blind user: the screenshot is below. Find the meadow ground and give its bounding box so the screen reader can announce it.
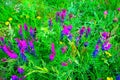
[0,0,120,80]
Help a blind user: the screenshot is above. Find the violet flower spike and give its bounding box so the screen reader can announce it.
[61,46,67,53]
[11,75,19,80]
[79,26,86,37]
[92,49,99,57]
[17,67,24,74]
[51,43,56,54]
[86,27,91,37]
[2,45,18,59]
[101,32,109,40]
[102,40,111,51]
[117,8,120,11]
[24,23,28,31]
[19,25,23,37]
[49,53,55,61]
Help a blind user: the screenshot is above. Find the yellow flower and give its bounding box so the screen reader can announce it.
[41,27,49,33]
[18,24,20,28]
[5,21,10,26]
[26,15,29,19]
[107,77,113,80]
[59,41,63,44]
[37,16,41,20]
[8,17,13,21]
[105,51,112,57]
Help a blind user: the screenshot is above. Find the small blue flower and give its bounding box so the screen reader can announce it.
[92,49,99,57]
[116,74,120,80]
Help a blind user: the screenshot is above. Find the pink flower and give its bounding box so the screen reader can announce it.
[49,53,55,61]
[61,46,67,53]
[101,32,109,40]
[118,8,120,11]
[51,43,56,54]
[104,10,108,15]
[60,9,67,20]
[2,45,18,59]
[102,40,111,51]
[61,62,68,66]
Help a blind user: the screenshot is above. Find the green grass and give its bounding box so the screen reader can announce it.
[0,0,120,80]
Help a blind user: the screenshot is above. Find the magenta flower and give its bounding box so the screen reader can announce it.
[79,26,86,37]
[62,25,71,35]
[117,8,120,11]
[51,43,56,54]
[67,25,72,30]
[28,40,34,49]
[24,23,28,31]
[104,10,108,15]
[61,46,67,53]
[49,53,55,61]
[11,75,19,80]
[101,32,109,40]
[0,37,4,43]
[60,9,67,20]
[95,44,99,50]
[61,62,68,66]
[17,67,24,74]
[102,40,111,51]
[2,45,18,59]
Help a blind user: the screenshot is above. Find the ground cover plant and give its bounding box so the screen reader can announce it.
[0,0,120,80]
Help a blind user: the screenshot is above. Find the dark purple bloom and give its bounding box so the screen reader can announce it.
[69,13,73,19]
[28,40,34,49]
[68,33,72,41]
[0,37,4,43]
[97,38,102,44]
[67,25,72,31]
[17,67,24,74]
[51,43,56,54]
[101,32,109,40]
[56,12,60,22]
[2,45,18,59]
[48,18,53,29]
[29,27,36,39]
[19,25,23,37]
[11,75,19,80]
[20,52,27,62]
[92,49,99,57]
[1,58,7,62]
[116,74,120,80]
[84,42,88,47]
[86,27,91,37]
[24,23,28,31]
[102,41,111,51]
[61,62,68,66]
[79,26,86,36]
[95,44,99,50]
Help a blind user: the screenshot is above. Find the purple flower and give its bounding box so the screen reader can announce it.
[28,40,34,49]
[61,62,68,66]
[0,37,4,43]
[117,8,120,11]
[24,23,28,31]
[49,53,55,61]
[67,25,72,31]
[29,27,35,38]
[48,18,53,28]
[101,32,109,40]
[11,75,19,80]
[86,27,91,37]
[56,12,60,22]
[79,26,86,36]
[51,43,56,54]
[102,40,111,51]
[17,67,24,74]
[2,45,18,59]
[104,10,108,15]
[20,52,27,61]
[61,46,67,53]
[97,38,102,44]
[60,9,67,21]
[62,25,70,35]
[92,49,99,57]
[116,74,120,80]
[84,42,88,47]
[95,44,99,50]
[19,25,23,37]
[69,13,73,19]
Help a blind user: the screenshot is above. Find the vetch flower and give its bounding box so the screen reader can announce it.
[79,26,86,37]
[2,45,18,59]
[92,49,99,57]
[102,40,111,51]
[61,46,67,53]
[11,75,19,80]
[61,62,68,66]
[49,53,55,61]
[24,23,28,31]
[18,25,23,37]
[116,74,120,80]
[86,27,91,37]
[51,43,56,54]
[101,32,110,40]
[117,8,120,11]
[17,67,24,74]
[60,9,67,25]
[84,42,88,47]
